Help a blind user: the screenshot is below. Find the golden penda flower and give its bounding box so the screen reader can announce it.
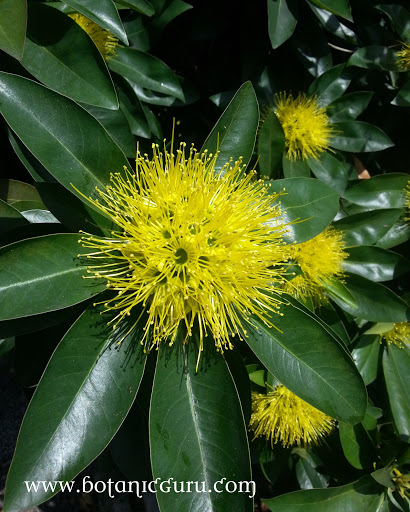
[396,42,410,72]
[381,322,410,348]
[70,13,119,60]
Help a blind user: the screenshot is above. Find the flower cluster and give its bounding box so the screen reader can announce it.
[397,42,410,71]
[250,385,334,447]
[70,13,119,60]
[381,322,410,348]
[79,141,290,354]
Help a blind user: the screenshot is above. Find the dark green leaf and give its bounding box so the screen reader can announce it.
[152,0,192,31]
[383,345,410,443]
[308,0,352,21]
[309,4,356,43]
[0,199,29,235]
[4,305,146,510]
[282,155,310,178]
[0,234,106,321]
[267,0,298,49]
[292,26,332,77]
[295,456,328,490]
[115,77,151,138]
[123,16,150,50]
[362,402,382,431]
[331,121,394,152]
[0,179,42,205]
[108,47,184,101]
[0,337,15,358]
[201,82,259,173]
[339,422,375,469]
[22,4,118,109]
[0,0,26,60]
[268,177,340,243]
[117,0,155,16]
[263,476,383,510]
[333,209,403,246]
[331,274,409,323]
[327,92,373,122]
[344,246,410,282]
[377,220,410,250]
[392,79,410,107]
[150,338,252,512]
[257,110,285,178]
[317,304,350,345]
[372,466,395,489]
[63,0,128,44]
[352,335,380,385]
[307,64,350,107]
[343,173,409,209]
[376,5,410,41]
[348,46,399,71]
[322,277,358,309]
[245,296,367,423]
[0,73,130,202]
[307,152,351,195]
[21,209,59,224]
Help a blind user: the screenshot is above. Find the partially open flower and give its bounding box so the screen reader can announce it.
[381,322,410,348]
[70,13,119,60]
[274,93,334,161]
[78,139,290,355]
[250,385,335,447]
[396,42,410,71]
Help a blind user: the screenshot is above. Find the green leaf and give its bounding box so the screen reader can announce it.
[376,5,410,41]
[333,209,403,246]
[267,0,298,49]
[344,246,410,282]
[21,4,118,109]
[63,0,128,44]
[392,79,410,107]
[201,82,259,173]
[327,92,373,122]
[343,173,409,210]
[267,177,340,243]
[308,0,352,21]
[116,0,155,16]
[321,277,358,309]
[309,4,356,43]
[152,0,192,31]
[257,110,285,178]
[339,422,375,469]
[282,155,311,178]
[0,179,41,205]
[331,121,394,152]
[292,26,332,77]
[348,46,399,71]
[295,456,328,490]
[0,72,130,203]
[377,220,410,250]
[3,305,146,511]
[116,77,151,138]
[0,234,106,321]
[352,335,381,385]
[0,199,29,235]
[108,47,184,101]
[383,345,410,443]
[263,476,383,510]
[307,152,351,195]
[150,338,252,512]
[331,274,409,323]
[245,296,367,423]
[307,64,350,107]
[0,0,26,60]
[0,337,15,358]
[365,323,395,335]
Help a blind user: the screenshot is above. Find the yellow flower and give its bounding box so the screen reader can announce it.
[70,13,119,60]
[274,93,334,161]
[78,140,289,355]
[381,322,410,348]
[250,385,334,447]
[392,467,410,499]
[284,226,347,306]
[397,42,410,71]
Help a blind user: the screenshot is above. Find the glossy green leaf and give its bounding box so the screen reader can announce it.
[0,234,106,321]
[327,92,373,122]
[376,5,410,41]
[0,180,40,205]
[257,110,285,178]
[0,73,130,202]
[362,403,382,431]
[152,0,192,31]
[331,121,393,152]
[343,174,408,210]
[201,82,259,173]
[263,476,383,510]
[383,345,410,443]
[392,79,410,107]
[267,0,298,49]
[365,323,395,335]
[116,0,155,16]
[292,27,332,77]
[330,274,409,323]
[282,155,310,178]
[339,422,375,469]
[267,177,340,243]
[344,246,410,282]
[348,46,399,71]
[108,47,184,101]
[352,335,380,385]
[21,209,59,224]
[21,4,118,109]
[63,0,128,44]
[309,4,356,43]
[333,209,403,247]
[307,152,351,195]
[0,0,26,60]
[307,64,350,107]
[150,338,252,512]
[322,277,357,309]
[116,77,151,138]
[317,304,350,345]
[3,305,146,511]
[308,0,352,21]
[377,220,410,250]
[295,455,328,490]
[12,199,46,212]
[0,337,15,358]
[245,296,367,423]
[0,199,29,235]
[371,466,395,489]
